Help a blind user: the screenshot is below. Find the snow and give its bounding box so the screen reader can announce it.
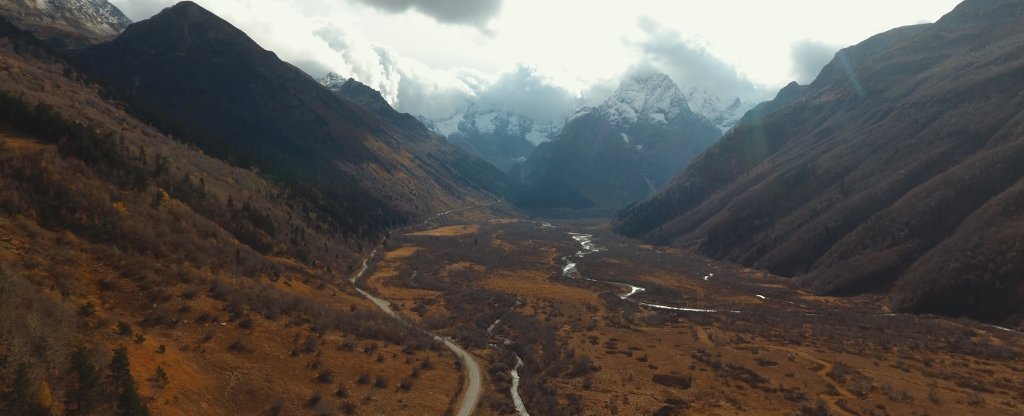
[474,112,498,135]
[433,115,462,137]
[525,131,550,146]
[416,103,560,146]
[21,0,131,37]
[684,87,755,132]
[597,72,690,129]
[319,72,349,90]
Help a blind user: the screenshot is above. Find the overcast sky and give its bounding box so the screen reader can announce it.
[110,0,963,120]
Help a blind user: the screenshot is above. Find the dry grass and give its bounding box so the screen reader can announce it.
[368,219,1024,416]
[407,224,480,237]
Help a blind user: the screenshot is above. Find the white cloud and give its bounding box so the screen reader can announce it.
[109,0,176,21]
[108,0,965,121]
[629,16,770,103]
[790,40,842,84]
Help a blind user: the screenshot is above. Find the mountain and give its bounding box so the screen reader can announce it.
[75,2,514,239]
[0,0,129,47]
[320,73,394,116]
[419,103,562,172]
[615,0,1024,325]
[320,73,442,136]
[0,17,463,415]
[512,72,721,210]
[684,87,753,132]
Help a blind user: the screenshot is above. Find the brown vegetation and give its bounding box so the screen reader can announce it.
[0,19,462,415]
[365,219,1024,415]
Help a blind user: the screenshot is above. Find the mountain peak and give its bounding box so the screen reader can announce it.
[596,71,690,128]
[319,72,349,90]
[110,0,269,59]
[683,87,753,132]
[323,75,395,115]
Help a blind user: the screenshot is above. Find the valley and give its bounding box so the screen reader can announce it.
[1,0,1023,415]
[357,217,1024,415]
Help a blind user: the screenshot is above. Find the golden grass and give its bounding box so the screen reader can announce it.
[407,224,480,237]
[384,246,420,260]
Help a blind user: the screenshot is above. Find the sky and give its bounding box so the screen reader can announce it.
[109,0,963,120]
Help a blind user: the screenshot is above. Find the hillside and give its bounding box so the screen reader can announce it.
[74,2,514,241]
[0,0,129,47]
[615,0,1024,325]
[513,73,721,210]
[0,14,470,416]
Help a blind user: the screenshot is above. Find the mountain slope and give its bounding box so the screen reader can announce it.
[513,72,721,210]
[0,0,129,47]
[0,18,461,415]
[75,2,512,239]
[615,0,1024,324]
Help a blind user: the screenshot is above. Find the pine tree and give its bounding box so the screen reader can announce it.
[108,347,150,416]
[68,346,99,415]
[109,347,131,386]
[12,362,31,415]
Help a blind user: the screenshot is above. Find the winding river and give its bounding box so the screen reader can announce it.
[559,232,741,313]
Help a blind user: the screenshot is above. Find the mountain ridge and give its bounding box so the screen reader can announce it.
[513,71,722,210]
[614,0,1024,325]
[75,1,514,239]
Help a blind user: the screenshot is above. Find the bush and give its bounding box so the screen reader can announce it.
[316,369,333,384]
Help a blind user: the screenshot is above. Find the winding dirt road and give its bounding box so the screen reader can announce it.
[350,252,483,416]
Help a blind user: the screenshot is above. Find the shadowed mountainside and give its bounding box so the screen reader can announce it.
[75,2,515,240]
[513,73,721,210]
[615,0,1024,325]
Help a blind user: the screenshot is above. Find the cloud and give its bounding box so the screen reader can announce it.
[350,0,503,29]
[314,24,481,118]
[477,66,578,122]
[107,0,609,123]
[630,16,768,102]
[790,40,840,84]
[108,0,177,22]
[314,24,582,121]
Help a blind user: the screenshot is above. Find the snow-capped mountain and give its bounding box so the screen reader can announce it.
[513,72,723,209]
[319,72,349,90]
[592,72,691,129]
[684,87,754,132]
[420,103,564,172]
[319,73,395,115]
[428,104,562,146]
[0,0,130,45]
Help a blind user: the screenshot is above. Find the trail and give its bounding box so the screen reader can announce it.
[400,197,504,231]
[350,251,483,416]
[752,345,856,416]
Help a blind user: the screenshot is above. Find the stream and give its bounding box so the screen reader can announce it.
[486,302,530,416]
[559,232,741,313]
[350,251,483,416]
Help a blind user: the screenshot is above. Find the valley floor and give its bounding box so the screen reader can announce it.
[361,218,1024,416]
